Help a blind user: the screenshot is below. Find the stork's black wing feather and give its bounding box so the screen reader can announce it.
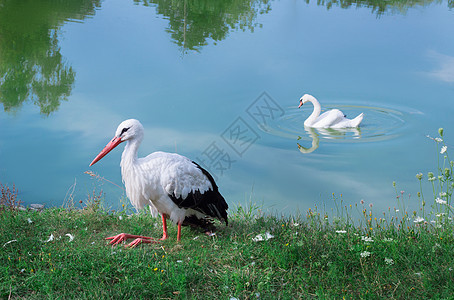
[167,162,228,225]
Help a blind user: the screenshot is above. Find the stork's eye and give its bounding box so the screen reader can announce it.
[120,127,131,136]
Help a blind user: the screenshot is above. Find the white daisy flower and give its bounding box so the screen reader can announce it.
[361,236,374,242]
[414,216,425,224]
[436,198,447,205]
[360,251,371,258]
[252,232,274,242]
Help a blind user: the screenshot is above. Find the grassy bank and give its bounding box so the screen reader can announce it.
[1,129,453,299]
[1,204,454,299]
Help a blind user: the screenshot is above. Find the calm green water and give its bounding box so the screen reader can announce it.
[1,0,453,214]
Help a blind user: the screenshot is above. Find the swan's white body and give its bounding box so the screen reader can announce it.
[299,94,364,128]
[89,119,228,245]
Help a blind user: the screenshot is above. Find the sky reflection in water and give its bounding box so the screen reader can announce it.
[0,0,453,216]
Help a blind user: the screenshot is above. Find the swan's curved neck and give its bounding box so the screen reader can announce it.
[305,97,321,126]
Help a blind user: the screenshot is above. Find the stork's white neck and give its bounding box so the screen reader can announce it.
[120,137,142,170]
[304,96,322,126]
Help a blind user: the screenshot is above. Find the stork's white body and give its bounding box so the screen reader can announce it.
[90,119,228,246]
[121,151,213,225]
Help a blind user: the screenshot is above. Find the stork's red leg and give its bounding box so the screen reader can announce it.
[126,237,157,248]
[160,214,168,240]
[177,222,182,242]
[106,233,153,246]
[106,213,171,247]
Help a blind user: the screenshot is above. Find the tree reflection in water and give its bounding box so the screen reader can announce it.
[0,0,100,115]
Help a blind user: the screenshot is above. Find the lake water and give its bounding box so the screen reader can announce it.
[1,0,453,215]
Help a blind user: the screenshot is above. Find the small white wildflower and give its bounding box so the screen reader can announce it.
[414,272,422,277]
[118,216,123,220]
[65,233,75,242]
[292,222,300,227]
[439,192,447,198]
[176,260,183,263]
[20,269,25,273]
[428,177,437,182]
[27,218,33,224]
[361,236,374,242]
[383,238,394,242]
[436,213,446,217]
[436,198,447,205]
[435,137,443,143]
[414,216,425,223]
[252,232,274,242]
[44,234,54,243]
[395,209,400,212]
[335,230,347,234]
[193,236,199,240]
[91,241,95,245]
[385,258,394,265]
[441,146,448,154]
[360,251,371,258]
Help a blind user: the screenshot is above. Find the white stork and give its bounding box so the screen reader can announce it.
[89,119,228,247]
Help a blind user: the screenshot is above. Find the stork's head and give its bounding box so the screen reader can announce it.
[298,94,314,108]
[115,119,144,142]
[89,119,144,166]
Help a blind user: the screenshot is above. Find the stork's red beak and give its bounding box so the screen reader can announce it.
[89,137,123,166]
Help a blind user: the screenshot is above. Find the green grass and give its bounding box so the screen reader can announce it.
[1,205,454,299]
[1,128,453,299]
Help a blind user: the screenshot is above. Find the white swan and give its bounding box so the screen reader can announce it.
[298,94,364,128]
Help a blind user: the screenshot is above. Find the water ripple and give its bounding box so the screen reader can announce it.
[259,103,420,144]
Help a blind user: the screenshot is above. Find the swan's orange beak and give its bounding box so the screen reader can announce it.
[298,100,303,108]
[89,136,123,166]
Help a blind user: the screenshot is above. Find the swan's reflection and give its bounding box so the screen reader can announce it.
[297,126,362,154]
